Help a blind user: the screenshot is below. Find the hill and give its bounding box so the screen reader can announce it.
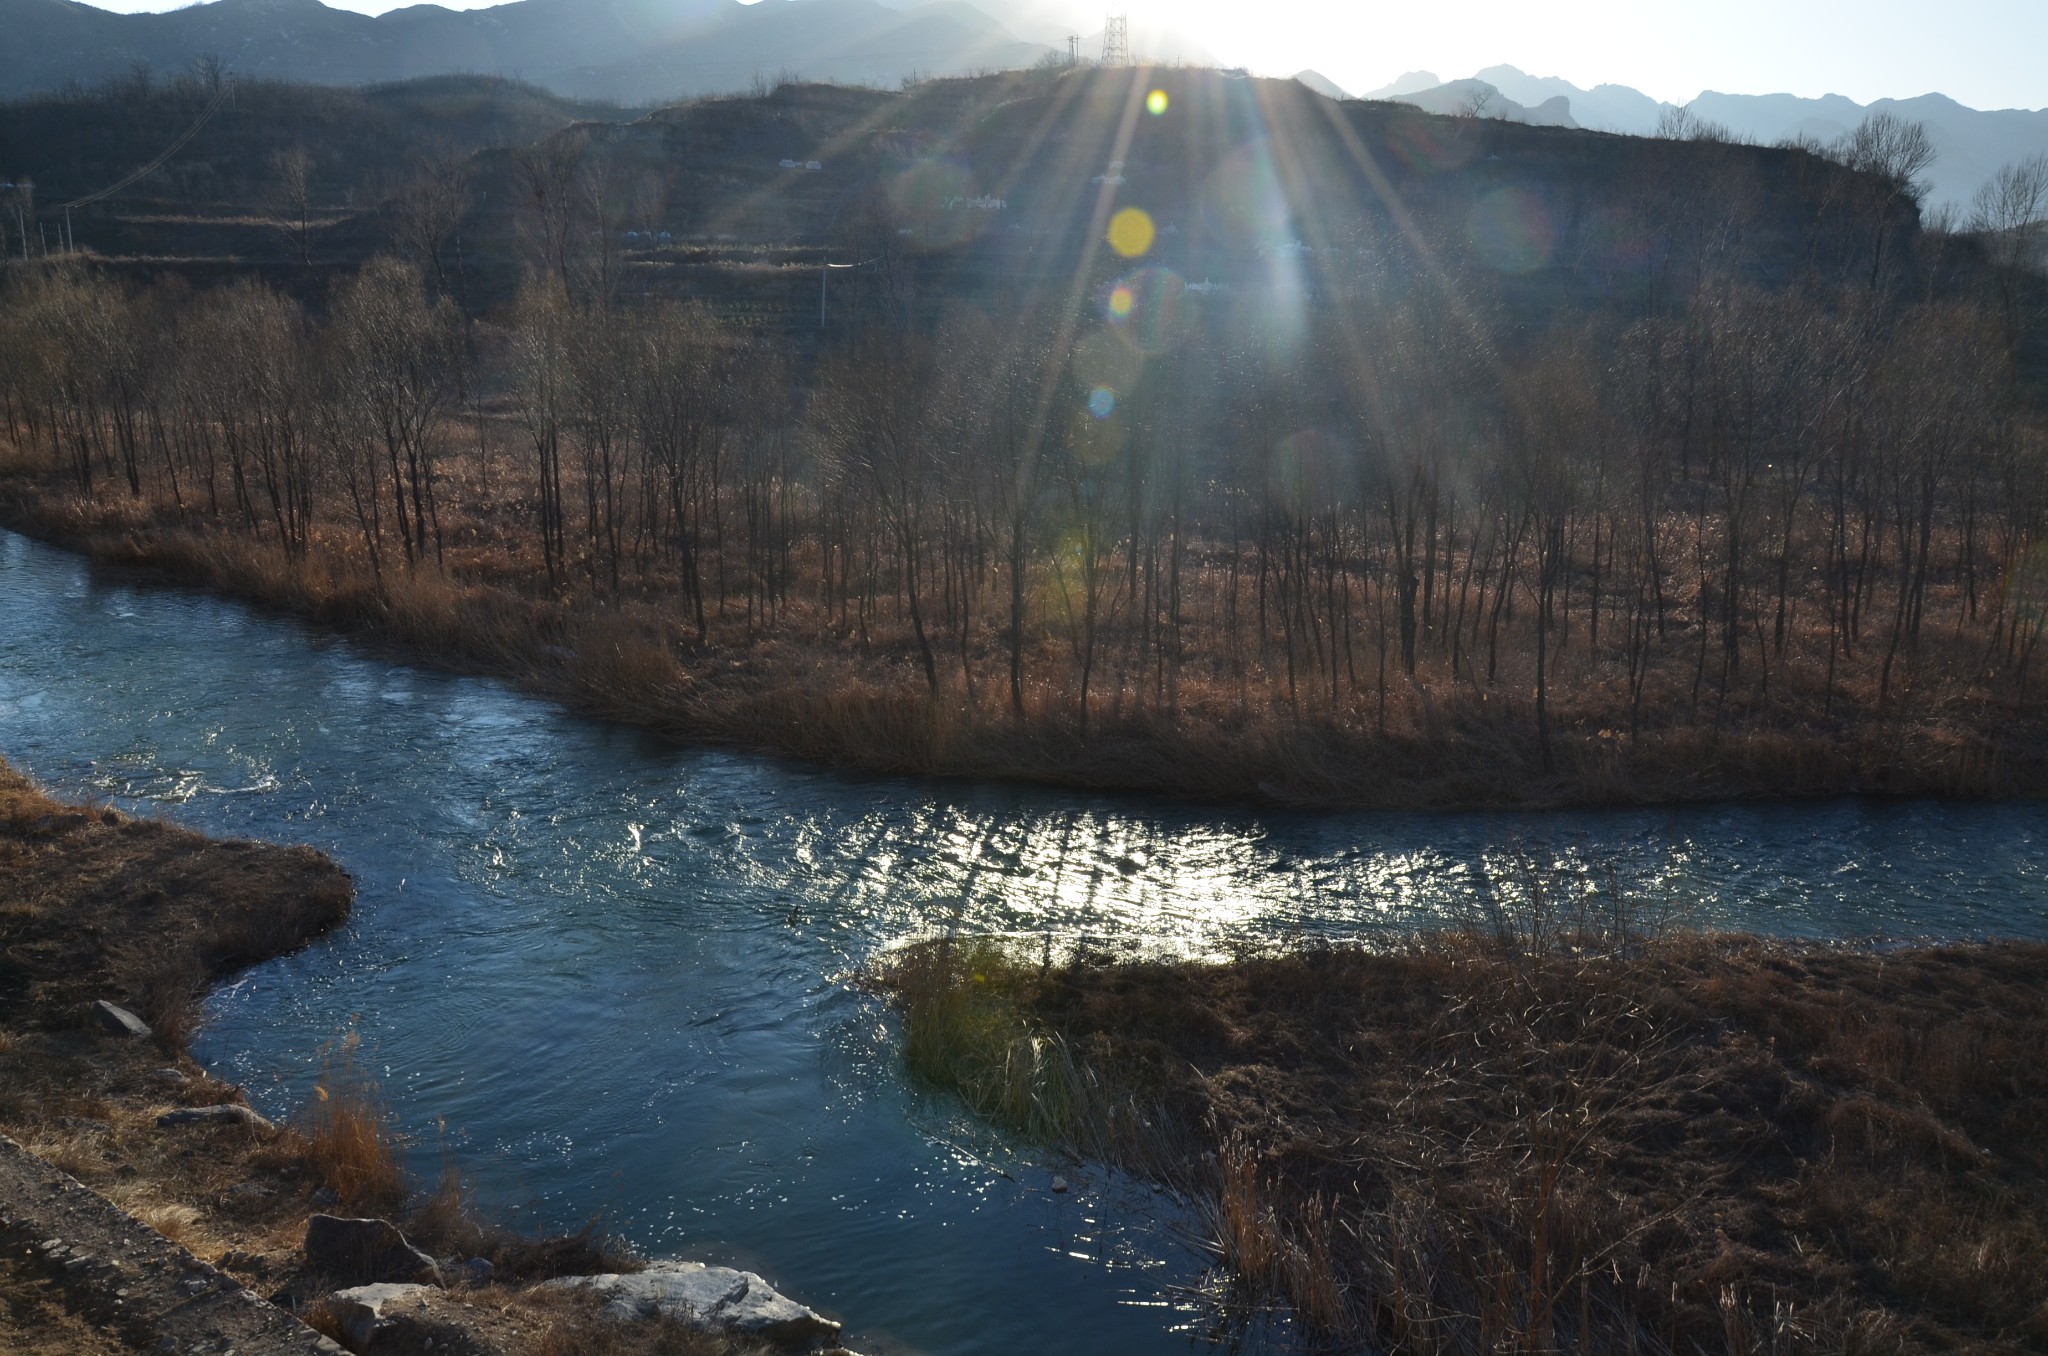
[1375,64,2048,213]
[0,0,1055,104]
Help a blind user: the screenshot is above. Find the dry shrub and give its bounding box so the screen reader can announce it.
[297,1296,349,1347]
[563,607,686,717]
[293,1030,406,1215]
[407,1168,644,1282]
[132,1202,205,1247]
[888,931,2048,1354]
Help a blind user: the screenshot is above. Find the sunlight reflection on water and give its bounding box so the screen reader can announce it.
[3,528,2046,1355]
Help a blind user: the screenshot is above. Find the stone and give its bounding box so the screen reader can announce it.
[549,1264,841,1349]
[1050,1175,1069,1194]
[157,1105,275,1132]
[303,1216,442,1288]
[328,1282,431,1351]
[93,1000,153,1039]
[458,1256,493,1288]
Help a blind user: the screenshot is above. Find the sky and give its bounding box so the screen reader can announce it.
[80,0,2048,113]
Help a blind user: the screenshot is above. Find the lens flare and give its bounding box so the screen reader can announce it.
[1385,117,1477,174]
[885,158,979,250]
[1106,267,1187,356]
[1146,89,1169,116]
[1107,207,1156,258]
[1465,186,1556,274]
[1088,386,1117,419]
[1069,330,1140,417]
[1201,142,1291,252]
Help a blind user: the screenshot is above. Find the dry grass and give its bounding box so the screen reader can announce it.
[4,461,2044,813]
[0,756,355,1042]
[878,926,2048,1354]
[0,757,705,1356]
[291,1030,408,1216]
[407,1169,644,1282]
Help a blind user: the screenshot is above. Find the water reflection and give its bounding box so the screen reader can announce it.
[3,529,2046,1356]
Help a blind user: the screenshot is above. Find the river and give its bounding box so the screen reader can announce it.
[3,528,2045,1354]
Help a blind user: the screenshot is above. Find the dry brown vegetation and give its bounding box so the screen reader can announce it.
[0,758,697,1355]
[3,94,2046,811]
[880,929,2048,1353]
[0,756,353,1044]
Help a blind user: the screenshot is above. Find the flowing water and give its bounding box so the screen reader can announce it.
[4,527,2047,1354]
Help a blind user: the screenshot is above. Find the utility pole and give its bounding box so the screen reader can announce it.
[1067,34,1081,67]
[1102,15,1129,68]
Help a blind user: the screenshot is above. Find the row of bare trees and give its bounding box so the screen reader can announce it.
[2,196,2044,751]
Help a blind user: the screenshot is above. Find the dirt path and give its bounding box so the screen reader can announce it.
[0,1133,344,1355]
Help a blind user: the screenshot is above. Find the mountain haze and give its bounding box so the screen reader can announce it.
[0,0,1054,103]
[1371,64,2048,211]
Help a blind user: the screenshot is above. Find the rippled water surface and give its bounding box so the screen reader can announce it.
[4,529,2046,1353]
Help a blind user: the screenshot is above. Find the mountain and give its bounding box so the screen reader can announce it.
[0,0,1056,104]
[1687,89,2048,212]
[1365,76,1577,130]
[1473,64,1667,136]
[1371,65,2048,211]
[1293,69,1352,102]
[1361,71,1442,100]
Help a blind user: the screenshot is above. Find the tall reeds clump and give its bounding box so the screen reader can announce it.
[295,1029,406,1214]
[881,936,1107,1148]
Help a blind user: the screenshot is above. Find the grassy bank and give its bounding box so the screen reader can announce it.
[1,467,2037,814]
[0,756,760,1355]
[879,930,2048,1353]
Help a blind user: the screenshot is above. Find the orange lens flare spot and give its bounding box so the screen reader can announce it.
[1108,285,1135,319]
[1146,89,1169,116]
[1107,207,1156,258]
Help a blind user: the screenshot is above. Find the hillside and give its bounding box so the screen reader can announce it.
[3,67,1974,328]
[0,0,1054,104]
[1372,64,2048,213]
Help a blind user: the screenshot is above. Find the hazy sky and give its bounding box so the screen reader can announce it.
[84,0,2048,112]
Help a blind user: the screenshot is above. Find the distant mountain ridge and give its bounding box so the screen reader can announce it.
[1364,64,2048,212]
[0,0,1055,103]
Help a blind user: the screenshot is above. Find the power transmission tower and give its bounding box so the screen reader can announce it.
[1101,14,1129,68]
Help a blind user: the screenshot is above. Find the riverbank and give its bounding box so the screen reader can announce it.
[3,469,2039,814]
[0,757,810,1355]
[881,931,2048,1353]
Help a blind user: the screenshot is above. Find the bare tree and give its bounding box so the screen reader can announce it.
[1835,113,1937,289]
[390,148,473,303]
[269,146,314,267]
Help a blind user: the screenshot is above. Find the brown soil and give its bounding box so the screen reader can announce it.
[0,758,767,1355]
[904,935,2048,1353]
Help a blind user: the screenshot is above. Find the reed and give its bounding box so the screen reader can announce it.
[293,1030,407,1215]
[5,468,2041,814]
[882,926,2048,1353]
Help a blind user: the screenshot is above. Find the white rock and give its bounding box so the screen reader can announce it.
[549,1264,840,1348]
[93,1001,153,1039]
[330,1282,431,1351]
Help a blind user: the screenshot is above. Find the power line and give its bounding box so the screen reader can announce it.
[59,77,235,212]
